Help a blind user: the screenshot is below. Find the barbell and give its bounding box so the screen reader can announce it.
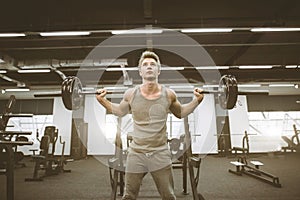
[34,75,268,111]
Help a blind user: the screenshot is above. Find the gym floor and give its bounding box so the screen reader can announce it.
[1,153,300,200]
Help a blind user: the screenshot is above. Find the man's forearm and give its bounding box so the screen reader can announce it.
[97,97,113,113]
[181,98,201,118]
[97,97,128,117]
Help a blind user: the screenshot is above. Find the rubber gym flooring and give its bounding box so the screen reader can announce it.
[1,153,300,200]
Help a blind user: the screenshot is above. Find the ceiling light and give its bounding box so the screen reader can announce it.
[104,86,129,90]
[285,65,298,69]
[83,86,129,92]
[0,33,26,37]
[0,70,7,73]
[181,28,233,33]
[161,67,184,71]
[169,85,194,89]
[238,84,262,88]
[100,58,128,66]
[195,66,229,70]
[203,85,219,88]
[296,101,300,104]
[82,87,96,91]
[105,66,184,71]
[106,67,139,71]
[5,88,30,92]
[269,84,295,87]
[111,29,163,35]
[18,69,51,73]
[251,28,300,32]
[40,31,91,37]
[238,65,273,69]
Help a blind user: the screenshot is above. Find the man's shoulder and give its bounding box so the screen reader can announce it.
[164,86,175,94]
[163,86,177,101]
[123,86,138,101]
[126,85,140,93]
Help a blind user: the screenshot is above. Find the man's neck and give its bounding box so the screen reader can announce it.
[141,80,160,95]
[142,81,159,93]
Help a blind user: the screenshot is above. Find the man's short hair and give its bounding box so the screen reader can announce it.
[138,51,161,68]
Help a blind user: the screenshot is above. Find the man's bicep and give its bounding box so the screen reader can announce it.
[166,89,181,117]
[119,99,130,115]
[121,88,135,113]
[169,99,182,118]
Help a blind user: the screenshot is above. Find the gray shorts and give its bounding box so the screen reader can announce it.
[123,149,176,199]
[126,148,172,173]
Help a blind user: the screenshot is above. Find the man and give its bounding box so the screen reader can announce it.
[96,51,204,200]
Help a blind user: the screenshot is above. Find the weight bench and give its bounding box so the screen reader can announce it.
[229,156,281,188]
[250,160,263,169]
[229,161,245,175]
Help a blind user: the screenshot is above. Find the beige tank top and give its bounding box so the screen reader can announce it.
[129,85,170,153]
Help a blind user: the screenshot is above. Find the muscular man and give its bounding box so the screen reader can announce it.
[96,51,204,200]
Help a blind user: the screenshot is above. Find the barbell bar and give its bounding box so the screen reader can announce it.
[79,90,219,95]
[34,75,268,111]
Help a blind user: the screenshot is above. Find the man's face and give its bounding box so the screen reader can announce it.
[139,58,160,81]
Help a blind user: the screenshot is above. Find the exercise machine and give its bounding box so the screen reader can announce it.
[0,95,33,168]
[0,95,33,200]
[108,117,126,199]
[231,131,249,156]
[168,134,188,194]
[25,126,71,181]
[183,117,205,200]
[281,124,299,153]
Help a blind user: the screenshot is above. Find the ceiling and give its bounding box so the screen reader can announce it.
[0,0,299,99]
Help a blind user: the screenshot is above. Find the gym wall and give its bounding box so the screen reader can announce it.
[0,99,53,115]
[247,95,300,111]
[52,97,72,155]
[192,94,218,154]
[84,95,114,155]
[228,95,249,149]
[1,94,299,115]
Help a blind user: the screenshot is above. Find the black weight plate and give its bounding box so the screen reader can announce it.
[61,77,74,110]
[218,75,238,109]
[226,75,238,109]
[71,76,83,110]
[218,75,228,109]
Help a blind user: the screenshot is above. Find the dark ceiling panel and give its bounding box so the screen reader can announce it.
[0,0,299,98]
